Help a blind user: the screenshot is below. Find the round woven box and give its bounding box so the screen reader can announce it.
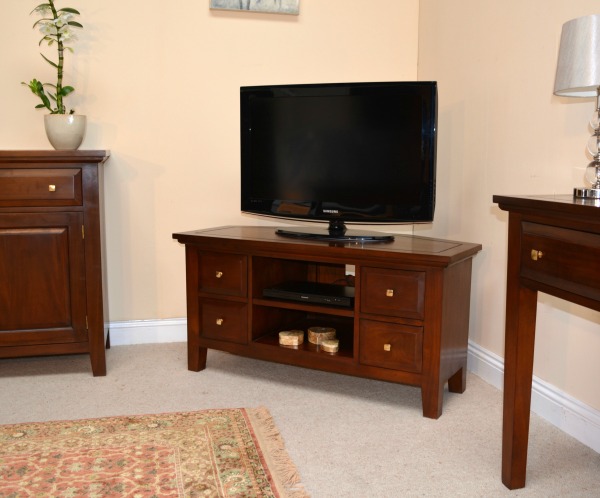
[278,330,304,346]
[307,326,336,345]
[321,339,339,353]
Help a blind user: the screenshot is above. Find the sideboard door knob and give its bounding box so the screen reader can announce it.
[530,249,544,261]
[383,343,392,351]
[386,289,394,297]
[216,318,224,326]
[215,271,223,278]
[48,184,56,192]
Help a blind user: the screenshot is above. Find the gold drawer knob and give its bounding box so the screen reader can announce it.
[215,271,223,278]
[383,343,391,351]
[216,318,224,326]
[49,184,56,192]
[530,249,544,261]
[386,289,394,297]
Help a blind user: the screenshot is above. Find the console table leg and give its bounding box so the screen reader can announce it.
[502,285,537,489]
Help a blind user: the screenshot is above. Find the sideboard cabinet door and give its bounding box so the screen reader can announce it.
[0,212,87,345]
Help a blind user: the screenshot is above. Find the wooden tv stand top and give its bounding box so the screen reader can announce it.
[173,226,481,419]
[173,225,481,264]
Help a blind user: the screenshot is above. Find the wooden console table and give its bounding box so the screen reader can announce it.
[173,226,480,418]
[0,150,110,376]
[494,194,600,489]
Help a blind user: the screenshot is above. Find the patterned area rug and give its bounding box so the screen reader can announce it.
[0,407,308,497]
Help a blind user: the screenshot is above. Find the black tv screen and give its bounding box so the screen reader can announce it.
[240,81,437,241]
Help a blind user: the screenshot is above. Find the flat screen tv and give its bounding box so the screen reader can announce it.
[240,81,437,242]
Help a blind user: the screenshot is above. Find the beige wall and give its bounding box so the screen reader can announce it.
[418,0,600,411]
[3,0,599,413]
[1,0,419,319]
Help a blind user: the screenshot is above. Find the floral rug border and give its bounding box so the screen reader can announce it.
[0,407,308,497]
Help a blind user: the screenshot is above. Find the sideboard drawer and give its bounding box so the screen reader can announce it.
[359,319,423,373]
[521,222,600,300]
[360,267,425,319]
[198,252,247,297]
[0,168,83,207]
[200,300,248,344]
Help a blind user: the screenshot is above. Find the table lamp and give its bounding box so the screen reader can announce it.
[554,14,600,198]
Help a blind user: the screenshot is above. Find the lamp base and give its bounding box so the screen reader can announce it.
[573,187,600,198]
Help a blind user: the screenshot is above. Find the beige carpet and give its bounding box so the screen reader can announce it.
[0,343,598,497]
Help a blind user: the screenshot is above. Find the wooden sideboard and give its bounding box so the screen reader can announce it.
[0,150,110,376]
[173,226,481,418]
[494,194,600,489]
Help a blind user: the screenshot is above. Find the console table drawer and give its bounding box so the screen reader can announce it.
[521,222,600,300]
[198,252,247,297]
[359,319,423,373]
[200,300,248,344]
[0,168,82,207]
[360,267,425,319]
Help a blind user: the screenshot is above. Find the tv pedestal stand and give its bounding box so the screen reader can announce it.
[173,226,481,418]
[276,220,395,242]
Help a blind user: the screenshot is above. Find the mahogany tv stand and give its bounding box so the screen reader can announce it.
[173,226,481,418]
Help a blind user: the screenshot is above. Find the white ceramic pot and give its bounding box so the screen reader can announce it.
[44,114,87,150]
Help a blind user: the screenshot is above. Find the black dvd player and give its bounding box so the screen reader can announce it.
[263,281,355,307]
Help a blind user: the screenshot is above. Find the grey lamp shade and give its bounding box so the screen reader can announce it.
[554,14,600,97]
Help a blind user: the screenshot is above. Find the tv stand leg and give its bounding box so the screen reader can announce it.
[421,381,444,419]
[448,366,467,393]
[188,345,207,372]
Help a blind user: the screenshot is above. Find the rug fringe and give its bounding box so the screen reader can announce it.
[247,407,310,498]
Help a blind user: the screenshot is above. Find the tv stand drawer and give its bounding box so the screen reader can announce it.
[198,252,247,297]
[361,267,425,319]
[200,300,248,344]
[359,319,423,373]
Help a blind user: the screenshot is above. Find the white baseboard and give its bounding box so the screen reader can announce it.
[108,318,187,346]
[107,318,600,454]
[467,340,600,454]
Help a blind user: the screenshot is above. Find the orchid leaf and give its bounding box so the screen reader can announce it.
[32,18,53,29]
[40,94,52,108]
[40,53,58,68]
[38,36,54,47]
[68,21,83,28]
[58,7,80,14]
[30,4,51,15]
[59,86,74,96]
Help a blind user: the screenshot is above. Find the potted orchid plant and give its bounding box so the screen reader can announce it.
[22,1,85,149]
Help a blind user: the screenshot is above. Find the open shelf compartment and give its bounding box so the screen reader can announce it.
[251,310,354,360]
